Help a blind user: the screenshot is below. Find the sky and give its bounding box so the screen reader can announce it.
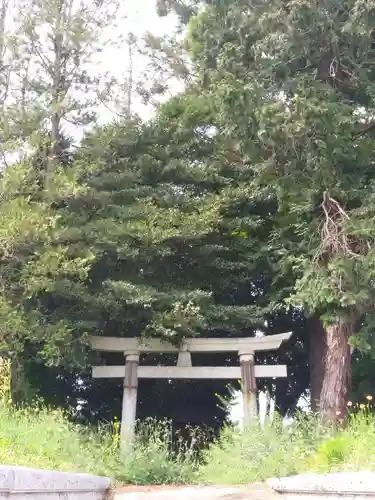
[58,0,180,141]
[123,1,178,38]
[97,0,180,122]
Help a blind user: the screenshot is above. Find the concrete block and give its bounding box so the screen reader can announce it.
[0,465,111,498]
[268,471,375,499]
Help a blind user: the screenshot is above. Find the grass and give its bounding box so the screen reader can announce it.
[0,403,198,484]
[198,409,375,485]
[198,415,330,485]
[1,402,375,486]
[0,404,120,478]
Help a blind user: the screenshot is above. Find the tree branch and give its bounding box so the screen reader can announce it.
[353,121,375,139]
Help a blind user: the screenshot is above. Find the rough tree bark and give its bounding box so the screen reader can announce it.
[308,315,327,412]
[320,319,353,424]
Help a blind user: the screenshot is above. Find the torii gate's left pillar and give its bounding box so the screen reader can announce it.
[121,351,139,454]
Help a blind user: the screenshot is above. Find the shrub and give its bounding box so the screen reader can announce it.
[0,403,119,476]
[308,411,375,473]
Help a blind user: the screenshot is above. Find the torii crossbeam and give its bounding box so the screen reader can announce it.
[89,332,292,452]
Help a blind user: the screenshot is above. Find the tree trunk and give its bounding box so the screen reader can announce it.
[48,0,64,179]
[320,320,353,424]
[308,316,327,412]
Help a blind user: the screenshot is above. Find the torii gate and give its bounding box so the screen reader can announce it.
[89,332,292,452]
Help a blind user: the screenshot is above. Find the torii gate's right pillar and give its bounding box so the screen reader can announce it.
[239,351,258,426]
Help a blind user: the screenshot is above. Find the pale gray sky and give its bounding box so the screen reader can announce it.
[60,0,180,141]
[124,1,178,37]
[98,1,180,122]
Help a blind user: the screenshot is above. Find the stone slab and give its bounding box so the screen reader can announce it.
[0,494,107,500]
[268,471,375,498]
[0,465,110,498]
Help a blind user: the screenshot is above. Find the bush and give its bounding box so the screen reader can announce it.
[0,403,119,477]
[308,411,375,473]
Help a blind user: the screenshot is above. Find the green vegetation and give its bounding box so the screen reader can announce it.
[3,0,375,428]
[3,0,375,477]
[0,404,119,477]
[0,404,196,484]
[198,411,375,485]
[2,402,375,486]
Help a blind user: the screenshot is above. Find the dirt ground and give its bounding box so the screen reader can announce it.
[115,482,280,499]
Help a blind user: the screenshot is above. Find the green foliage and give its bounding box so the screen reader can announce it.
[56,115,271,349]
[307,411,375,473]
[0,403,119,476]
[0,404,198,484]
[121,419,203,485]
[198,411,375,485]
[152,0,375,418]
[0,159,95,363]
[197,415,326,484]
[310,436,349,471]
[3,402,375,485]
[183,0,375,329]
[0,357,11,405]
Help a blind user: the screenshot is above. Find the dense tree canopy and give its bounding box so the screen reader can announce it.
[10,105,307,421]
[181,0,375,421]
[2,0,375,428]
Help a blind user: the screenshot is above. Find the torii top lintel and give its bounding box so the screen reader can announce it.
[89,331,292,354]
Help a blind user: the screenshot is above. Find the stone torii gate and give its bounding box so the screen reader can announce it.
[89,332,292,452]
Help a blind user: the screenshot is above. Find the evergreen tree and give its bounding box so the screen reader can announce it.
[65,115,263,342]
[59,98,307,417]
[13,0,121,167]
[19,101,309,419]
[180,0,375,422]
[0,158,94,367]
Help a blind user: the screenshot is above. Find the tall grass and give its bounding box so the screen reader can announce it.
[0,403,198,484]
[1,402,375,486]
[0,403,119,477]
[197,415,328,485]
[120,418,206,484]
[198,410,375,485]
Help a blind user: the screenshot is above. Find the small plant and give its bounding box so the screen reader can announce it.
[198,413,330,485]
[310,436,348,471]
